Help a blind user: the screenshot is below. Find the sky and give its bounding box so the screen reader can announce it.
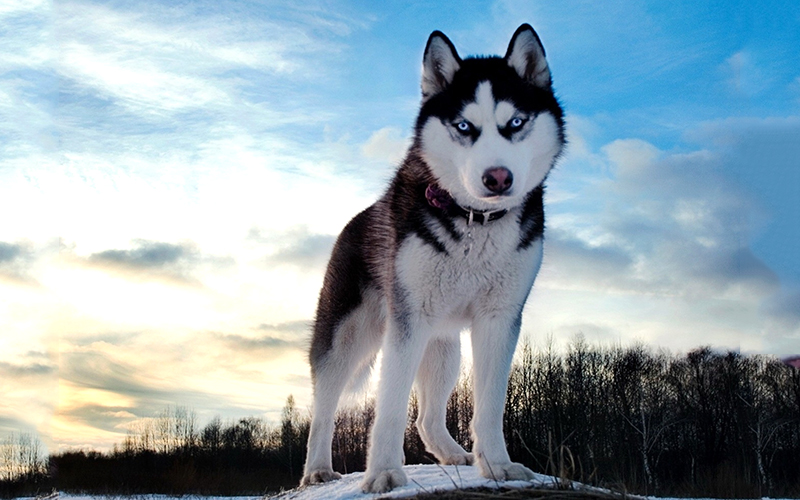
[0,0,798,454]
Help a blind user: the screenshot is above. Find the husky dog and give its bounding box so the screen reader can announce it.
[301,24,565,493]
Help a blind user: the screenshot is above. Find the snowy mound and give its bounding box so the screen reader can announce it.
[269,464,559,500]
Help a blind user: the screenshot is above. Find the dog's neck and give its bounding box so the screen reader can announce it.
[424,184,508,225]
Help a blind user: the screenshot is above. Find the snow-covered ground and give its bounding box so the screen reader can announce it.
[57,495,262,500]
[40,465,568,500]
[34,464,796,500]
[269,464,560,500]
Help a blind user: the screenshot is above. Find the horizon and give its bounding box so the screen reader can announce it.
[1,0,798,455]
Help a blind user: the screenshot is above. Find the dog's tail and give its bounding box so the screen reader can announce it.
[344,354,378,394]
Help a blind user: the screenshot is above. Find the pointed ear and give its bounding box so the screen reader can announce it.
[421,31,461,100]
[504,24,551,88]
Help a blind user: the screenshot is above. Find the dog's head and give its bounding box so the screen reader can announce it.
[416,24,565,212]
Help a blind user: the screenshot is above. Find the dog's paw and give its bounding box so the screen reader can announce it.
[360,467,407,493]
[478,460,535,481]
[440,452,474,466]
[300,468,341,486]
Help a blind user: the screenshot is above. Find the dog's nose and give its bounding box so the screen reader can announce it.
[482,167,513,194]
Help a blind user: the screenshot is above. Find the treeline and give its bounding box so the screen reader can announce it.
[3,341,800,497]
[332,340,800,498]
[54,399,308,495]
[0,432,51,498]
[499,341,800,497]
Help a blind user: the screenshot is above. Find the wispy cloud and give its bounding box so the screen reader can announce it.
[206,330,306,357]
[256,225,336,270]
[0,349,57,440]
[55,1,354,118]
[0,360,55,378]
[361,126,410,166]
[723,51,769,97]
[762,290,800,351]
[0,240,46,285]
[0,1,55,173]
[2,0,799,453]
[90,241,194,266]
[83,239,230,285]
[257,320,310,334]
[0,0,51,71]
[54,326,311,449]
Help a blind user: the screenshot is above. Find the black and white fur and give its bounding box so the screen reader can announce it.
[301,24,565,493]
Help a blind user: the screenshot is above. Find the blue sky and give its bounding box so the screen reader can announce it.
[0,0,798,453]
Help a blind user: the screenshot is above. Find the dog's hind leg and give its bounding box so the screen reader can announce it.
[415,335,473,465]
[302,291,385,486]
[302,358,349,486]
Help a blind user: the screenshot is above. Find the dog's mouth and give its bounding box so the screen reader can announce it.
[480,190,514,200]
[426,183,510,224]
[459,181,521,211]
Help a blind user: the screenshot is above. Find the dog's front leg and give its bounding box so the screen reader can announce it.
[361,314,431,493]
[470,311,535,481]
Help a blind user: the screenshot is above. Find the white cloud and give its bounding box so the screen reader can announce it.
[0,2,55,167]
[257,225,336,271]
[534,127,790,354]
[573,137,772,298]
[0,0,52,70]
[54,1,352,118]
[0,0,379,451]
[0,0,47,16]
[361,126,409,166]
[59,40,230,114]
[3,0,797,454]
[601,138,660,179]
[723,50,770,97]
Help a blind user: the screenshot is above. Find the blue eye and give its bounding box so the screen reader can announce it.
[455,120,473,134]
[509,117,526,130]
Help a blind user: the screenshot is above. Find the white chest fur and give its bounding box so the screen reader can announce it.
[394,212,544,325]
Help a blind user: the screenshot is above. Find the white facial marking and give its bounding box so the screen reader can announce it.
[421,81,562,211]
[461,82,495,128]
[495,101,516,127]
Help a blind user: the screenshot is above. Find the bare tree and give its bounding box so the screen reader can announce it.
[0,432,46,481]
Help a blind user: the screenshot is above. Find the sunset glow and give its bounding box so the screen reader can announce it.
[1,0,798,455]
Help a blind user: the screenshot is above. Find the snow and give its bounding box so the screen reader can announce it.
[268,464,561,499]
[57,496,263,500]
[40,465,797,500]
